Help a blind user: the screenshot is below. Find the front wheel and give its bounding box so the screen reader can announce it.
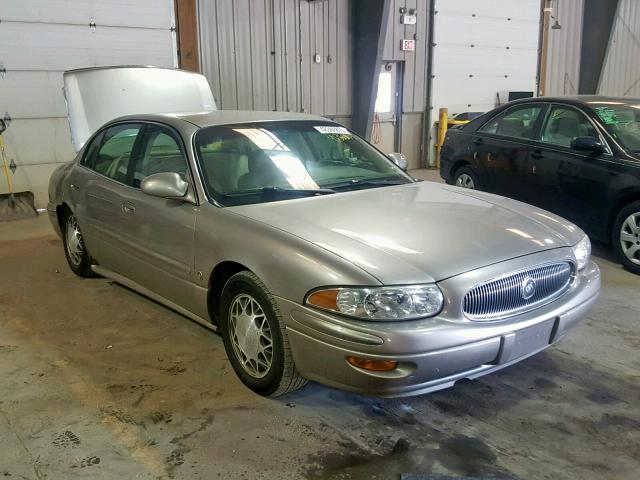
[62,209,97,278]
[613,201,640,275]
[220,271,307,396]
[453,166,480,190]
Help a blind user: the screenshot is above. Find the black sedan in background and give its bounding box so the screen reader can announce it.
[440,96,640,274]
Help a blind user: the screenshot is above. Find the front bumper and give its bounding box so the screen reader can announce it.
[280,254,600,397]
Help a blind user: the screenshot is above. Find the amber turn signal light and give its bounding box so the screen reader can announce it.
[346,356,398,372]
[307,289,339,310]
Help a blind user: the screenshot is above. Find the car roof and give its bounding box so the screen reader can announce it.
[508,95,640,107]
[111,110,331,128]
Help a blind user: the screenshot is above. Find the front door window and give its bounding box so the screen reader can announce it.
[540,106,599,148]
[132,125,189,188]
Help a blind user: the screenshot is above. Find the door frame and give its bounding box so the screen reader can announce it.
[374,61,404,152]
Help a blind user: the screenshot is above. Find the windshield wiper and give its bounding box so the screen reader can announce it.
[222,186,336,198]
[325,178,411,190]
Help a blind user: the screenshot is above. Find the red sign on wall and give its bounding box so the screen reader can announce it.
[401,39,415,52]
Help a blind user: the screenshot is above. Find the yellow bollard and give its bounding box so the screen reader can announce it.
[435,107,448,169]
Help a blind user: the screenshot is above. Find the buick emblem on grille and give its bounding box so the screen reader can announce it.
[521,277,537,300]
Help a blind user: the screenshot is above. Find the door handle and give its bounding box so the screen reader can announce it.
[473,138,483,146]
[121,202,136,214]
[531,150,544,159]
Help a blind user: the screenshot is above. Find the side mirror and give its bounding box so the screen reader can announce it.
[141,172,189,199]
[388,152,408,171]
[0,119,6,134]
[570,136,604,153]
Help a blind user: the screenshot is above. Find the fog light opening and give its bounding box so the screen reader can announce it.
[346,356,398,372]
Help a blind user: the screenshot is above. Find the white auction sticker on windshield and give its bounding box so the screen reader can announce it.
[314,126,350,135]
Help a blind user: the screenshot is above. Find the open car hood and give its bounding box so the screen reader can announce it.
[63,66,216,150]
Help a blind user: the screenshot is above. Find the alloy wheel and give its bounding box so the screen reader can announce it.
[456,173,475,189]
[65,214,85,266]
[620,212,640,266]
[228,294,274,379]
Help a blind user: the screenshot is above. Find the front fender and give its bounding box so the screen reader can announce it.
[194,203,381,305]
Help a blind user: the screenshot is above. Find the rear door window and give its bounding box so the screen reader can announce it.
[81,131,104,167]
[86,124,142,184]
[479,105,544,140]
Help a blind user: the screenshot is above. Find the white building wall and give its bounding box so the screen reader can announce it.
[431,0,540,114]
[429,0,541,164]
[0,0,177,208]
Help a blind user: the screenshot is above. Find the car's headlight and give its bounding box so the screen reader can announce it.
[572,235,591,270]
[305,285,443,320]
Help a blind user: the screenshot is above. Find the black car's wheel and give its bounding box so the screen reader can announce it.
[62,209,97,278]
[453,166,480,190]
[613,201,640,275]
[220,271,307,396]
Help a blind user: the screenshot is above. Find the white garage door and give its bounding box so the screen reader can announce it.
[0,0,177,208]
[430,0,540,142]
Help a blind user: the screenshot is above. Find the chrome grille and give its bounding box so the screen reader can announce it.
[463,262,574,320]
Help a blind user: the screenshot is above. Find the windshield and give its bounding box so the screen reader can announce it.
[194,121,413,206]
[592,103,640,152]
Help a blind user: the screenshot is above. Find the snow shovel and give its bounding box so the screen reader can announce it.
[0,119,37,221]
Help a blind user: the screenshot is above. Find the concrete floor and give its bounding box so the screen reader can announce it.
[1,184,640,479]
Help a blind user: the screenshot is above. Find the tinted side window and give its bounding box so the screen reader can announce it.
[88,124,142,184]
[541,106,599,148]
[132,125,188,188]
[479,105,543,140]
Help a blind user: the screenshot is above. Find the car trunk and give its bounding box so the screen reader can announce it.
[63,66,216,151]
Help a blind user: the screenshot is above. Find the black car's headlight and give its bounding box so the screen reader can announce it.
[572,235,591,270]
[305,285,443,320]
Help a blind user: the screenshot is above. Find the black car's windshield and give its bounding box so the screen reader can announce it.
[194,121,413,206]
[592,103,640,152]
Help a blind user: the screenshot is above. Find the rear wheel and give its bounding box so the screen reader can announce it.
[612,201,640,275]
[62,209,96,278]
[220,271,307,396]
[453,166,480,190]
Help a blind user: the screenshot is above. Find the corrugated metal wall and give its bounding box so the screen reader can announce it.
[198,0,352,122]
[0,0,177,208]
[198,0,431,167]
[544,0,640,97]
[380,0,430,168]
[598,0,640,97]
[382,0,429,113]
[545,0,584,96]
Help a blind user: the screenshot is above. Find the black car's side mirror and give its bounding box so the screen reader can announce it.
[571,136,604,153]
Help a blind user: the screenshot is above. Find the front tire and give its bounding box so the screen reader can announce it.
[612,201,640,275]
[453,166,480,190]
[220,271,307,396]
[62,209,96,278]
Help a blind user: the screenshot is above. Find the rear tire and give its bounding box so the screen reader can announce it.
[220,271,307,397]
[62,209,96,278]
[612,201,640,275]
[453,166,480,190]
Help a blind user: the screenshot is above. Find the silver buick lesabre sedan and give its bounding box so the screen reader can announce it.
[48,110,601,397]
